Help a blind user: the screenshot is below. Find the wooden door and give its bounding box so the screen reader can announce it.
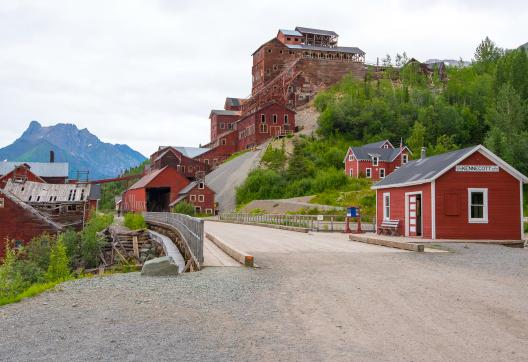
[408,194,418,236]
[271,126,282,137]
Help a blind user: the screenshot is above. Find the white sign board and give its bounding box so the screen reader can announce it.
[455,165,499,173]
[317,215,324,221]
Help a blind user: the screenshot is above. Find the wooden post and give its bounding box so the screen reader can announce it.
[132,236,139,259]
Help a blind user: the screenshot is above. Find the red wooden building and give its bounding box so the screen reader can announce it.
[170,181,217,215]
[236,102,296,150]
[150,146,209,180]
[209,110,241,143]
[0,188,61,259]
[372,145,527,240]
[0,161,69,186]
[344,140,411,181]
[224,97,244,112]
[122,166,190,212]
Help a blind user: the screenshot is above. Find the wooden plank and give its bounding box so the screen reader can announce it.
[349,234,424,252]
[132,236,139,259]
[205,232,254,267]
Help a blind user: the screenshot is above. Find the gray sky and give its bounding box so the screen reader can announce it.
[0,0,526,156]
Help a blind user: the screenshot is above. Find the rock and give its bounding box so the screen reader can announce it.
[141,256,180,277]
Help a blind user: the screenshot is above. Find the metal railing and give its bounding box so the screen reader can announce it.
[144,212,204,263]
[219,213,375,232]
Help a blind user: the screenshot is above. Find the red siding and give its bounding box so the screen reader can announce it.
[0,166,46,189]
[0,194,59,259]
[185,185,216,214]
[435,151,522,240]
[210,114,240,143]
[376,183,432,238]
[345,148,410,181]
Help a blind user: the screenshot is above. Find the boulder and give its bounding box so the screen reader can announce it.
[141,256,179,276]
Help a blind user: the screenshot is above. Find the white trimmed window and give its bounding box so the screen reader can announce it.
[468,188,488,223]
[199,182,204,189]
[198,195,205,202]
[383,193,390,220]
[365,168,372,178]
[0,197,4,208]
[372,156,379,166]
[190,195,196,202]
[348,154,353,161]
[402,154,408,164]
[284,114,289,124]
[206,208,213,214]
[349,168,353,177]
[379,168,385,178]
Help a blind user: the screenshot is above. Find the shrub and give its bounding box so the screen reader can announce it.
[0,244,27,300]
[80,213,114,268]
[124,213,147,230]
[61,229,80,266]
[172,201,196,216]
[45,236,71,282]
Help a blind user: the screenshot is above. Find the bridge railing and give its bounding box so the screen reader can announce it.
[144,212,204,263]
[219,213,375,232]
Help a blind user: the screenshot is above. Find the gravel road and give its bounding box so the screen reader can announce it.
[0,230,527,361]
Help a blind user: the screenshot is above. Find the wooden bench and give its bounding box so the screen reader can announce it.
[377,219,400,236]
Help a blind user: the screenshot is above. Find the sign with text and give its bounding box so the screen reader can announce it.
[455,165,499,173]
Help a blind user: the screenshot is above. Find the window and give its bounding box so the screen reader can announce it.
[383,144,389,149]
[365,168,372,178]
[273,64,278,71]
[284,114,289,124]
[402,154,408,164]
[228,123,233,130]
[272,114,278,124]
[349,169,353,177]
[195,206,201,213]
[379,168,385,178]
[190,195,196,202]
[199,182,204,189]
[260,124,268,133]
[372,156,379,166]
[198,195,205,203]
[206,208,213,214]
[0,197,4,208]
[267,48,272,53]
[266,69,271,75]
[261,114,266,123]
[468,188,488,223]
[348,154,353,161]
[383,193,390,220]
[181,166,186,173]
[204,159,209,165]
[220,122,225,129]
[286,37,291,41]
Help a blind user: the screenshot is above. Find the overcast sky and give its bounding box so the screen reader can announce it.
[0,0,526,156]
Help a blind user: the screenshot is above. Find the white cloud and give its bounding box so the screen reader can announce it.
[0,0,526,155]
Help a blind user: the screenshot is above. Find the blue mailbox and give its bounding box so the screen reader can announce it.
[347,207,360,218]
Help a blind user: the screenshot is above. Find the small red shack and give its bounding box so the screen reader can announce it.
[122,166,190,212]
[344,140,411,181]
[0,188,61,259]
[372,145,527,241]
[170,181,217,215]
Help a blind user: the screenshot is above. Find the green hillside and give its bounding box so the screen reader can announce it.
[236,37,528,215]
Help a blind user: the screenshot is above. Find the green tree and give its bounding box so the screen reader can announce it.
[45,237,70,282]
[172,201,196,216]
[406,121,426,154]
[474,36,503,65]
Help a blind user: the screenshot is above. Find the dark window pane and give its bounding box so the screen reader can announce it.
[471,192,483,205]
[471,205,483,218]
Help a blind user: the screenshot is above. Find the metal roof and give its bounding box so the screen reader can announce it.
[128,167,166,190]
[3,180,93,203]
[174,146,210,158]
[279,29,303,37]
[0,188,61,230]
[0,161,68,178]
[295,27,338,37]
[372,145,528,189]
[286,44,365,55]
[225,97,244,107]
[210,109,242,117]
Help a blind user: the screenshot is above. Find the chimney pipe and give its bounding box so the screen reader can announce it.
[50,150,55,163]
[421,147,426,160]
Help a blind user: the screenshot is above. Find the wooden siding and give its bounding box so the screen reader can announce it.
[435,151,522,240]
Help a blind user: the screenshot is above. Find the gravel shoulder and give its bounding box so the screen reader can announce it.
[1,226,527,361]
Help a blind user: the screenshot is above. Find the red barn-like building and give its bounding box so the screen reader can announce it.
[0,188,61,259]
[150,146,209,179]
[0,161,69,186]
[372,145,527,240]
[209,110,241,144]
[344,140,411,181]
[122,166,190,212]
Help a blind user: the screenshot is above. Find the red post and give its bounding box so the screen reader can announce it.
[345,216,352,233]
[356,207,363,234]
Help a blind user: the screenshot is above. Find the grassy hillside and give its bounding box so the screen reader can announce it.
[236,37,528,216]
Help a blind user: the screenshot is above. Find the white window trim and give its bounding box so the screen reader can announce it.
[372,156,379,166]
[348,154,353,161]
[402,154,408,164]
[468,188,488,223]
[365,168,372,178]
[349,168,353,177]
[383,192,390,220]
[379,168,385,178]
[198,195,205,203]
[190,195,196,202]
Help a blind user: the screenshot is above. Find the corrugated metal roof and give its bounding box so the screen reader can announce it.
[128,167,166,190]
[4,180,92,203]
[286,44,365,55]
[295,27,338,37]
[225,97,244,107]
[373,146,478,189]
[174,146,210,158]
[210,109,242,117]
[0,188,61,229]
[279,29,303,37]
[0,161,68,178]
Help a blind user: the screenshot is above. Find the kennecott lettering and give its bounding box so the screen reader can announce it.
[455,165,499,172]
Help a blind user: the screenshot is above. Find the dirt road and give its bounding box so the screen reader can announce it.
[0,222,527,361]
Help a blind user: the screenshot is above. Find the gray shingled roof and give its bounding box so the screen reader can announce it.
[295,27,338,37]
[286,44,365,55]
[351,147,401,162]
[279,29,303,37]
[373,146,494,189]
[0,161,68,178]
